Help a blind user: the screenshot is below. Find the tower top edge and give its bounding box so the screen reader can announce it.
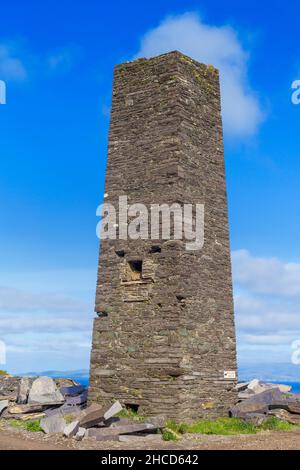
[114,51,219,75]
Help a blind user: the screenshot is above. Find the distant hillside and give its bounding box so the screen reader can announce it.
[18,369,89,383]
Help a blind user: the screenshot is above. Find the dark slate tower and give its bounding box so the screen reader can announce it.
[89,51,238,420]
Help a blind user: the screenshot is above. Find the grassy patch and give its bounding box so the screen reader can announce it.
[259,416,294,432]
[0,370,8,376]
[163,416,298,440]
[6,419,42,433]
[116,408,145,422]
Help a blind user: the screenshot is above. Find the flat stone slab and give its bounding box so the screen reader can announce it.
[28,377,65,405]
[40,415,66,434]
[86,423,156,440]
[60,385,85,397]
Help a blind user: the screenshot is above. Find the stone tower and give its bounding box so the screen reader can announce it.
[89,51,238,421]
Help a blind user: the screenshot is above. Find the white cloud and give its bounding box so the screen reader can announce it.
[233,249,300,296]
[0,286,90,313]
[134,12,264,138]
[232,249,300,368]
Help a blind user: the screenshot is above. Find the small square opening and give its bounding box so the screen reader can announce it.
[127,260,143,281]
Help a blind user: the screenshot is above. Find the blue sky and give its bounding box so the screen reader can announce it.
[1,0,300,378]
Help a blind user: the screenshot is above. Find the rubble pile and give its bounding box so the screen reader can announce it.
[231,379,300,424]
[0,375,164,442]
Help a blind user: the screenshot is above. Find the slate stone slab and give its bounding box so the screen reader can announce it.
[64,420,80,438]
[40,415,66,434]
[86,423,156,440]
[17,377,31,405]
[28,377,65,405]
[60,385,85,397]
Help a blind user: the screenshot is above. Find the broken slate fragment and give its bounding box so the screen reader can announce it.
[40,415,66,434]
[60,385,85,397]
[64,420,80,438]
[17,377,31,405]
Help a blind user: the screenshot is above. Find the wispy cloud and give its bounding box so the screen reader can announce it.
[0,43,27,81]
[134,12,264,138]
[0,39,79,82]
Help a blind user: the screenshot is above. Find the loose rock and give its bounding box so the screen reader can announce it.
[40,415,66,434]
[28,377,65,405]
[17,377,31,404]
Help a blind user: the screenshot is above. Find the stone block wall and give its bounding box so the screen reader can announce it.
[89,51,238,420]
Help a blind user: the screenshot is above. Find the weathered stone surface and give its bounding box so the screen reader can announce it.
[230,402,268,418]
[64,420,80,438]
[74,427,86,441]
[17,377,31,404]
[89,50,238,420]
[65,390,88,406]
[60,385,85,397]
[0,400,9,415]
[28,377,65,405]
[87,423,156,440]
[103,401,123,421]
[40,415,66,434]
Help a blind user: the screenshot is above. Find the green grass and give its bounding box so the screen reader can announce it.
[162,417,297,441]
[0,370,8,376]
[5,419,42,433]
[116,408,146,422]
